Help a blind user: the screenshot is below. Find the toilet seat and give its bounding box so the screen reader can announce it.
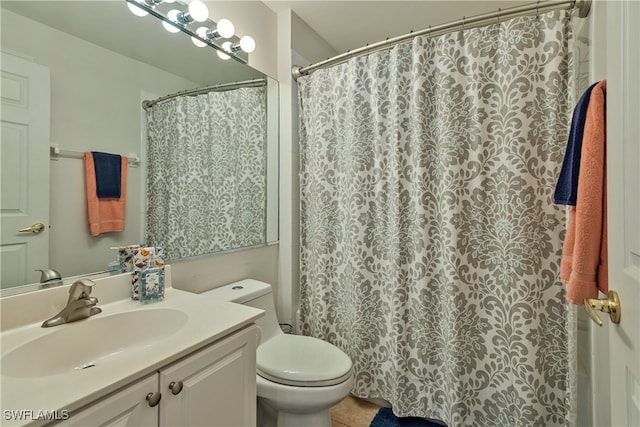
[257,334,352,387]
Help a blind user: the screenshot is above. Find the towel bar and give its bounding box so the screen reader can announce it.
[50,144,140,167]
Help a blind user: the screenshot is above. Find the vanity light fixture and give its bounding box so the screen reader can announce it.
[216,35,255,59]
[163,1,208,32]
[127,2,149,17]
[127,0,174,17]
[124,0,254,63]
[217,41,232,60]
[178,0,209,24]
[162,9,182,32]
[209,19,235,39]
[229,36,256,54]
[192,19,235,47]
[192,28,210,47]
[162,0,208,32]
[239,35,256,53]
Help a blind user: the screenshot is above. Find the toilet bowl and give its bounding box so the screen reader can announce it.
[200,279,353,427]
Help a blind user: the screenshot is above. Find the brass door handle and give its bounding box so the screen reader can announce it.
[18,223,45,234]
[584,290,621,326]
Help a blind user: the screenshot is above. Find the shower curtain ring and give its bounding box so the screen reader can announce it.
[536,0,540,18]
[462,16,466,32]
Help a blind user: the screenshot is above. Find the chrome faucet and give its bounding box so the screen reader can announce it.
[42,279,102,328]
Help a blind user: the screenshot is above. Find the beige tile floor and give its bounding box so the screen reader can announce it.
[330,395,382,427]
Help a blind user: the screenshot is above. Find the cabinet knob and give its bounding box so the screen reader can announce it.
[146,392,162,407]
[169,381,184,395]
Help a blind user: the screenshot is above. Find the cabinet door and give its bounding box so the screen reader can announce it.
[159,325,257,427]
[60,374,158,426]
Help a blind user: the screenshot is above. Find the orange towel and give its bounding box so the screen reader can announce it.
[84,152,128,237]
[560,80,608,305]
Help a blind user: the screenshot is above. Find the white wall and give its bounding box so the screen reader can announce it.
[206,1,278,79]
[291,13,338,63]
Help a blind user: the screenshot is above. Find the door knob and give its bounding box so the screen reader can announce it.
[18,222,45,234]
[584,290,621,326]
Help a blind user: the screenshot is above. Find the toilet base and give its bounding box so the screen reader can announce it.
[255,373,353,427]
[259,397,331,427]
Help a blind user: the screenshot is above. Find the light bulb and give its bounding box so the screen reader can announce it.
[203,19,235,40]
[217,42,232,60]
[162,10,181,33]
[127,2,149,16]
[217,19,235,38]
[188,0,209,22]
[192,27,208,47]
[239,35,255,53]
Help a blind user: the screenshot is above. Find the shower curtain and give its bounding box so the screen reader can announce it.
[298,10,575,426]
[145,86,266,259]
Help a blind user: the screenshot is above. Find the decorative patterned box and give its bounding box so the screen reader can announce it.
[131,246,165,300]
[118,245,140,273]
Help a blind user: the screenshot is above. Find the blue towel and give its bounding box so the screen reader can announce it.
[554,82,598,205]
[92,152,122,199]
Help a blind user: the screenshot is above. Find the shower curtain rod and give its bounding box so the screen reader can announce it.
[142,78,267,109]
[291,0,590,80]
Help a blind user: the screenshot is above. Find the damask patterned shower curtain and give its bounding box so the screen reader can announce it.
[145,87,266,259]
[298,10,576,426]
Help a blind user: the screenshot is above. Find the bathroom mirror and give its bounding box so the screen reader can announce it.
[0,1,278,295]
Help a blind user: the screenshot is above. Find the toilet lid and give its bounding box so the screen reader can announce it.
[257,335,352,387]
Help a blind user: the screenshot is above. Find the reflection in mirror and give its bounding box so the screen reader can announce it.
[123,0,254,64]
[144,79,268,258]
[0,1,278,296]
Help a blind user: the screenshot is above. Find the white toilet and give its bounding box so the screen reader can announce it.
[200,279,353,427]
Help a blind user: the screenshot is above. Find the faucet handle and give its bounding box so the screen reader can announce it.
[36,268,62,282]
[68,279,97,300]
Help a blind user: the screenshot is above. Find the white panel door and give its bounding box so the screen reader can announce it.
[596,0,640,425]
[0,52,50,289]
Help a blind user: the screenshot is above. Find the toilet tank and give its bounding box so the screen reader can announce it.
[200,279,283,344]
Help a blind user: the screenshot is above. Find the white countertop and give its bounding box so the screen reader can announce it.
[0,286,263,426]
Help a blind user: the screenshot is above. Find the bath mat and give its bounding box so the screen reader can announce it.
[369,407,446,427]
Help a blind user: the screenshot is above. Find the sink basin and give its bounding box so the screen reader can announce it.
[1,308,188,378]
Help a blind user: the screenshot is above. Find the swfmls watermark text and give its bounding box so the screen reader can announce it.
[3,409,70,422]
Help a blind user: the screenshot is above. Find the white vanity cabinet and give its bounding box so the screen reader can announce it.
[57,325,257,427]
